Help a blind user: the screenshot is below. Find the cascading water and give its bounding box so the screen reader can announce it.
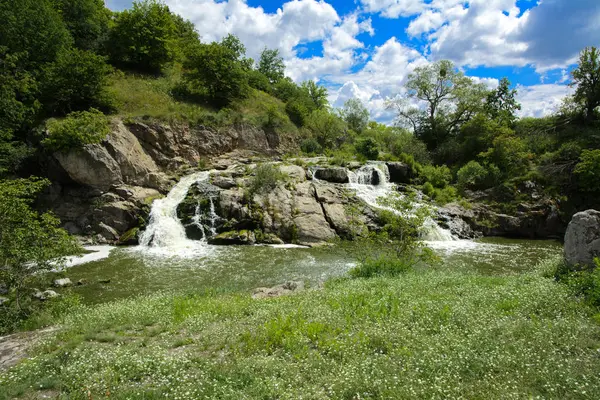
[138,171,214,256]
[191,197,219,240]
[347,163,455,242]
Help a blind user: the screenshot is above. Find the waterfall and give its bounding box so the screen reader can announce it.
[139,171,211,254]
[347,163,455,242]
[191,197,219,240]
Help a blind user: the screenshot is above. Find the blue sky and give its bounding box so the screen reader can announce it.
[106,0,600,122]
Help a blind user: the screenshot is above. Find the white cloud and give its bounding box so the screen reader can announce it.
[359,0,427,18]
[516,84,574,118]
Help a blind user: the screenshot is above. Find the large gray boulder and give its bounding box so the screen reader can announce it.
[564,210,600,268]
[54,144,123,191]
[386,162,411,184]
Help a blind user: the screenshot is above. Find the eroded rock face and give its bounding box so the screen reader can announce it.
[564,210,600,268]
[54,144,123,191]
[386,162,411,184]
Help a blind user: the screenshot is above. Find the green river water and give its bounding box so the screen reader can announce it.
[64,238,562,304]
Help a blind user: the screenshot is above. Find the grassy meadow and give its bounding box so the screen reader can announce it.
[2,257,600,399]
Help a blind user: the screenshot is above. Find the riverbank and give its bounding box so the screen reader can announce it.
[2,256,599,399]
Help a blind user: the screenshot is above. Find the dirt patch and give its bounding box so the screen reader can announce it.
[0,327,57,371]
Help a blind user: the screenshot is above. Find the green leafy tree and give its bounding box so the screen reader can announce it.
[52,0,111,51]
[285,98,313,127]
[485,77,521,126]
[305,109,347,150]
[258,48,285,84]
[420,165,452,188]
[41,48,113,115]
[247,70,272,93]
[301,80,329,110]
[341,98,369,133]
[574,149,600,192]
[273,78,301,102]
[388,60,487,149]
[457,161,491,190]
[0,178,80,311]
[0,0,71,70]
[570,47,600,122]
[107,0,176,73]
[183,41,249,106]
[42,108,110,151]
[480,134,530,179]
[170,13,200,62]
[355,137,379,160]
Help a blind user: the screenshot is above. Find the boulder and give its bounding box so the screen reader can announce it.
[97,222,119,241]
[208,230,256,245]
[280,165,306,183]
[292,183,336,246]
[252,281,305,299]
[118,227,140,246]
[33,289,59,301]
[386,162,411,184]
[54,144,123,191]
[564,210,600,268]
[53,278,72,288]
[313,167,349,183]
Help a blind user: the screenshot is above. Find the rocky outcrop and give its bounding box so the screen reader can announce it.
[54,144,123,191]
[439,199,565,240]
[386,162,412,184]
[252,281,305,299]
[564,210,600,268]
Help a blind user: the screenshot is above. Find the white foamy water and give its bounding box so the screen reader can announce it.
[137,171,215,258]
[62,246,115,268]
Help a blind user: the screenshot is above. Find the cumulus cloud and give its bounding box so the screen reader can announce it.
[359,0,426,18]
[516,84,574,118]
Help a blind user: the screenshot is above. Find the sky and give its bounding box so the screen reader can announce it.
[106,0,600,123]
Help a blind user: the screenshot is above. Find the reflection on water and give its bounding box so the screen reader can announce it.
[66,238,563,304]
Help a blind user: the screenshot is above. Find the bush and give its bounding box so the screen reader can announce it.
[247,70,272,93]
[554,258,600,308]
[420,165,452,188]
[43,108,110,151]
[247,164,286,197]
[432,186,458,205]
[390,131,431,164]
[349,255,412,278]
[41,47,114,115]
[183,42,250,106]
[354,137,379,160]
[300,138,322,155]
[107,0,176,73]
[286,99,311,127]
[457,161,489,190]
[574,149,600,192]
[306,110,347,150]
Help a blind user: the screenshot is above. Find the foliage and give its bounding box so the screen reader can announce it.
[570,47,600,122]
[183,41,250,106]
[247,164,286,198]
[388,60,487,149]
[349,254,413,278]
[420,165,452,188]
[258,48,285,84]
[247,70,272,93]
[574,149,600,192]
[0,178,80,324]
[301,80,329,110]
[52,0,111,51]
[485,77,521,126]
[457,160,490,190]
[354,137,379,160]
[554,258,600,308]
[300,138,322,155]
[305,110,347,150]
[41,48,114,115]
[273,78,301,102]
[457,114,513,164]
[340,98,369,133]
[479,134,530,179]
[285,98,311,127]
[107,0,176,73]
[0,0,72,70]
[42,108,110,151]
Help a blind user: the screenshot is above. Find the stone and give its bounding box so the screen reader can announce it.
[97,222,119,241]
[118,227,140,246]
[386,162,411,184]
[211,176,237,189]
[53,278,72,288]
[77,279,88,286]
[252,281,305,299]
[54,144,123,191]
[280,165,306,183]
[99,279,111,284]
[564,210,600,268]
[0,284,9,295]
[292,183,336,246]
[93,201,138,233]
[208,230,256,245]
[42,290,59,300]
[313,167,349,183]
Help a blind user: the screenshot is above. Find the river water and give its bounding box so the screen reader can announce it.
[63,166,563,304]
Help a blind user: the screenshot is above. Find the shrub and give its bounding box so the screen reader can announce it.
[300,138,322,155]
[457,161,489,190]
[422,182,435,197]
[247,70,272,93]
[390,131,431,164]
[247,164,286,197]
[41,47,114,115]
[574,149,600,192]
[107,0,176,73]
[286,99,311,127]
[554,258,600,308]
[420,165,452,188]
[43,108,110,151]
[354,137,379,160]
[306,110,347,150]
[349,255,412,278]
[183,42,250,106]
[432,186,458,205]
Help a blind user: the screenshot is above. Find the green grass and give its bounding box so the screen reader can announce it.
[2,257,600,399]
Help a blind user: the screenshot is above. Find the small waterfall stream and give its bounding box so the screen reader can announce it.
[347,163,455,242]
[191,197,219,239]
[138,171,213,256]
